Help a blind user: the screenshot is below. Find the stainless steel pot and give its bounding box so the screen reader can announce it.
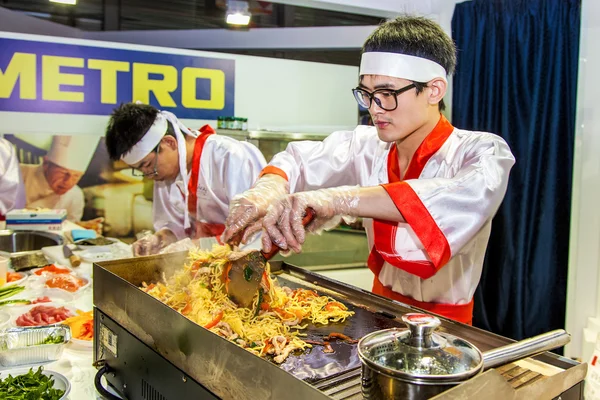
[0,230,64,257]
[358,313,571,400]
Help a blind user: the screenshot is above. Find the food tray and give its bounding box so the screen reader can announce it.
[0,325,71,367]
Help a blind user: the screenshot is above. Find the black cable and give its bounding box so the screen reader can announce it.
[94,364,124,400]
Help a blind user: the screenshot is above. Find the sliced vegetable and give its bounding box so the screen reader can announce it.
[6,272,23,283]
[46,275,87,292]
[62,310,93,340]
[324,301,345,311]
[203,311,223,330]
[34,265,70,276]
[0,367,65,399]
[0,299,31,307]
[0,285,25,300]
[41,334,65,345]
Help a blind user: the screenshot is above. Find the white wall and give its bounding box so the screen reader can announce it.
[0,32,358,136]
[565,0,600,360]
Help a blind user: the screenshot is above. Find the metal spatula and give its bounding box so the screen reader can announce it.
[225,208,316,308]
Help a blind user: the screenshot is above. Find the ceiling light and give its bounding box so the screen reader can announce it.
[50,0,77,4]
[226,13,251,25]
[226,0,251,26]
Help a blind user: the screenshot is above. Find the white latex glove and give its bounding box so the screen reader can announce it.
[262,186,360,253]
[222,174,289,245]
[132,229,177,256]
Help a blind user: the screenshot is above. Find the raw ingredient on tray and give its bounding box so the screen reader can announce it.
[45,275,87,293]
[0,285,25,300]
[77,237,113,246]
[34,265,70,276]
[6,272,23,283]
[0,366,65,399]
[40,334,65,345]
[63,310,93,341]
[32,296,51,304]
[16,305,74,327]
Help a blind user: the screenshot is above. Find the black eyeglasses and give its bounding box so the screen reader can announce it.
[352,83,417,111]
[131,145,160,177]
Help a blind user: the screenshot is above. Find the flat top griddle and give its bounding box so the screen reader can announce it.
[93,253,580,400]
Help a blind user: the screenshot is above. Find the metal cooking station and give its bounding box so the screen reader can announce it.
[93,252,585,400]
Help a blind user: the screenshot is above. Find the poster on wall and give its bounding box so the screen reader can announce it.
[3,133,154,239]
[0,35,235,119]
[0,32,238,239]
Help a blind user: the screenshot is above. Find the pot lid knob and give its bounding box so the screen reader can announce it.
[401,313,441,349]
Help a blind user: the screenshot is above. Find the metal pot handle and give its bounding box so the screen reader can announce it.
[482,329,571,370]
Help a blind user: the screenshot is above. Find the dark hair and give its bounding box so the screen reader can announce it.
[105,103,159,161]
[362,16,457,111]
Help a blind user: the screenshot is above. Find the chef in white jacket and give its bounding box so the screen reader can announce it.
[105,103,266,256]
[223,16,515,325]
[21,135,100,224]
[0,137,26,219]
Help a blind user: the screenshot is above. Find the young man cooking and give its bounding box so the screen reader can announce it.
[105,103,266,256]
[223,16,515,325]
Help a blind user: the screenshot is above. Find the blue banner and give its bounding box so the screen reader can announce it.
[0,37,235,119]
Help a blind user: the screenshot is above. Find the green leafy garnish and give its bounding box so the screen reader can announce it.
[243,266,253,282]
[0,366,65,399]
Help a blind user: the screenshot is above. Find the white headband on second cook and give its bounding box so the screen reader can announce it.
[360,52,447,83]
[121,113,168,165]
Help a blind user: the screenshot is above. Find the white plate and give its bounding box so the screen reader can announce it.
[0,367,71,399]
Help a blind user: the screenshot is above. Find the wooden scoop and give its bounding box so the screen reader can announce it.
[225,208,316,308]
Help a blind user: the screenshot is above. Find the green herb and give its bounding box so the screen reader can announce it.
[0,366,65,399]
[243,266,253,282]
[41,335,64,345]
[249,342,258,348]
[0,299,31,307]
[0,285,25,301]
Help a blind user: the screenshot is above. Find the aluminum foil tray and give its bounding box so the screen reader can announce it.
[0,325,71,367]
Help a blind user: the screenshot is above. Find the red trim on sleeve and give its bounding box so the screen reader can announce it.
[382,182,452,274]
[259,166,289,181]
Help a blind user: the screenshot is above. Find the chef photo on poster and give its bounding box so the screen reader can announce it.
[2,133,156,240]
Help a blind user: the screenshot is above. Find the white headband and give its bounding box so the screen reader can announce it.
[122,109,199,230]
[360,52,447,83]
[121,113,168,165]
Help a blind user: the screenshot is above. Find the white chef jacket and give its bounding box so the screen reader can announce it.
[20,164,85,222]
[0,138,26,217]
[153,133,266,241]
[264,116,515,318]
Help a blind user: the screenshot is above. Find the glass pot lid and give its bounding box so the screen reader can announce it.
[358,313,484,383]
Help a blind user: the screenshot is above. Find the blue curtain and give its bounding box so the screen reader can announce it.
[451,0,581,340]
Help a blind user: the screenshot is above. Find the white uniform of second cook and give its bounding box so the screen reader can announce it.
[124,111,266,242]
